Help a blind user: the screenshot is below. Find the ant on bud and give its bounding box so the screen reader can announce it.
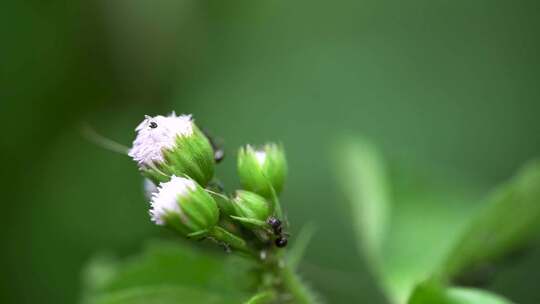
[267,217,282,234]
[267,216,288,248]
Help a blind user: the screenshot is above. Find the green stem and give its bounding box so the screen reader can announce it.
[244,290,277,304]
[279,263,316,304]
[258,249,316,304]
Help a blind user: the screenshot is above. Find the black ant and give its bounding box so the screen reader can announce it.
[267,217,282,234]
[202,129,225,163]
[144,115,158,129]
[275,236,288,248]
[267,216,288,248]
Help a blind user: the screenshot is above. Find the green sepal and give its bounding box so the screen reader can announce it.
[207,190,236,217]
[163,180,219,237]
[186,229,209,239]
[237,143,287,198]
[231,190,272,229]
[230,216,268,228]
[208,226,257,258]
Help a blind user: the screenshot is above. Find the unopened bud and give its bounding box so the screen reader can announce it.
[237,143,287,198]
[231,190,272,228]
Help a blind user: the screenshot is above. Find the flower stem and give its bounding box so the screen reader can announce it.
[279,262,317,304]
[244,290,277,304]
[257,250,316,304]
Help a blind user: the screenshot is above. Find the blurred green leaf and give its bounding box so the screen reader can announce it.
[337,138,479,303]
[340,137,540,304]
[437,161,540,280]
[407,282,451,304]
[446,288,514,304]
[408,282,513,304]
[81,240,252,304]
[336,137,391,263]
[85,286,229,304]
[286,223,316,271]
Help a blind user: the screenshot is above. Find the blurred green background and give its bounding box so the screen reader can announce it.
[2,0,540,303]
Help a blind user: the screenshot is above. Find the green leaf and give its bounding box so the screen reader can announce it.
[339,137,540,304]
[446,288,514,304]
[230,216,268,228]
[336,137,391,262]
[437,160,540,280]
[380,189,477,303]
[408,282,451,304]
[409,282,513,304]
[85,286,231,304]
[337,137,480,303]
[80,240,252,304]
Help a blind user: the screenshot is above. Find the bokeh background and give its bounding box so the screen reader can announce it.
[2,1,540,303]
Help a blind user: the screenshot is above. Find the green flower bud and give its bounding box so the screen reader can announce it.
[237,143,287,198]
[150,175,219,238]
[231,190,272,228]
[129,113,215,186]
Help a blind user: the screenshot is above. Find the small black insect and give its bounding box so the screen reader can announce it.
[275,236,288,248]
[202,129,225,163]
[149,121,158,129]
[267,217,283,235]
[267,216,288,248]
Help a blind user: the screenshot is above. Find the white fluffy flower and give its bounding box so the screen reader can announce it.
[129,113,194,167]
[149,175,197,225]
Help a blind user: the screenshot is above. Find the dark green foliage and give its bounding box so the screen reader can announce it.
[81,241,252,304]
[439,161,540,280]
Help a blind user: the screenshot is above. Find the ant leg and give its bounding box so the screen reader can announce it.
[202,128,225,163]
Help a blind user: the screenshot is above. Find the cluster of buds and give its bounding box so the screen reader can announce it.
[129,112,288,255]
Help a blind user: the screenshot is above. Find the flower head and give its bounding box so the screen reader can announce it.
[150,175,196,225]
[129,113,193,167]
[149,175,219,237]
[129,113,215,186]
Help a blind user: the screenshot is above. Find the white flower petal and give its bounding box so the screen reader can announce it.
[129,113,194,167]
[149,175,197,225]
